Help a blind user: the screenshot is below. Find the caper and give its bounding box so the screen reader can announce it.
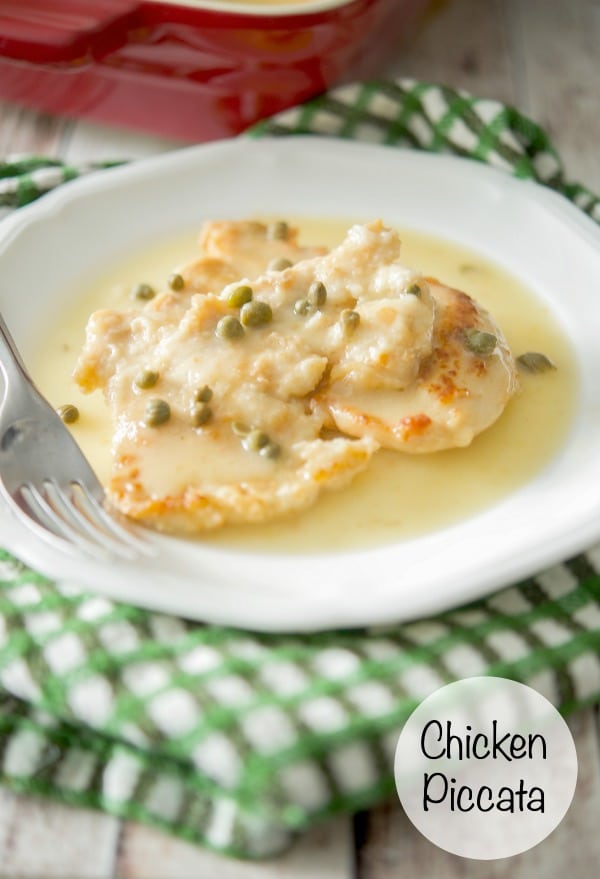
[144,398,170,427]
[294,298,313,316]
[57,404,79,424]
[134,369,159,390]
[240,300,273,328]
[195,384,213,403]
[132,282,155,301]
[340,309,360,334]
[259,441,281,460]
[405,282,422,297]
[517,352,557,374]
[168,272,185,291]
[268,220,289,241]
[243,429,270,452]
[227,285,253,308]
[231,421,251,436]
[268,257,293,272]
[463,328,497,356]
[215,315,244,340]
[307,281,327,308]
[192,402,212,427]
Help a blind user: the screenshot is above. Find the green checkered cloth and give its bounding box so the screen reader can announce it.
[1,79,599,859]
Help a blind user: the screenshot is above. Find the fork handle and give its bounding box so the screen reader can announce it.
[0,311,34,401]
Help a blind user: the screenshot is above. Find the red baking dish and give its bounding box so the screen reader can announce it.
[0,0,430,142]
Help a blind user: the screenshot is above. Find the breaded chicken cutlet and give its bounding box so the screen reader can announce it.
[75,220,518,535]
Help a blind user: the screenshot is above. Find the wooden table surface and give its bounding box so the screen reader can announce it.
[1,1,599,876]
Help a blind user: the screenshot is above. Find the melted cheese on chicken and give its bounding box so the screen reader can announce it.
[75,219,518,534]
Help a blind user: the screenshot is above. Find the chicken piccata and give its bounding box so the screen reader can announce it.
[74,220,518,534]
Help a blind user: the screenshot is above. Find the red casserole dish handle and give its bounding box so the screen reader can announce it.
[0,0,141,65]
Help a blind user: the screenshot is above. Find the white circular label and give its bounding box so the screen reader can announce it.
[394,677,578,860]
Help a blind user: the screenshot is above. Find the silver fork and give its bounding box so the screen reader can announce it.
[0,311,153,560]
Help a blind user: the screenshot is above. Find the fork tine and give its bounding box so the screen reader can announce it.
[45,480,143,561]
[74,482,155,557]
[19,483,112,561]
[9,488,93,560]
[11,480,155,562]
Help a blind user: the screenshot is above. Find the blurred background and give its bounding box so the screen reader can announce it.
[0,0,596,189]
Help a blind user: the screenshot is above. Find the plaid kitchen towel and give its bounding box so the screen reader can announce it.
[0,79,599,859]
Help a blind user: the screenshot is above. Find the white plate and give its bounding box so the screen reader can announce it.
[1,137,599,631]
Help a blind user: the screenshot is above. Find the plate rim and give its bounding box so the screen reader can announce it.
[1,136,597,233]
